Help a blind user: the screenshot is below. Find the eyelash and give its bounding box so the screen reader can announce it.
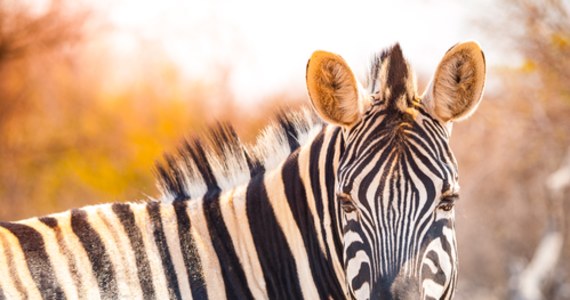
[438,194,459,211]
[337,192,457,212]
[337,193,357,213]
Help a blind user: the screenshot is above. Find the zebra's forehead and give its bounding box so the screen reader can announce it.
[337,105,458,194]
[344,100,450,152]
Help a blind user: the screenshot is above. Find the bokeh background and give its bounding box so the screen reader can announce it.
[1,0,569,298]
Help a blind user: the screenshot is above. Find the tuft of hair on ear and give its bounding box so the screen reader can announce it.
[367,44,418,113]
[429,41,486,122]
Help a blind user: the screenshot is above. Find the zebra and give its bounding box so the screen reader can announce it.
[0,41,485,299]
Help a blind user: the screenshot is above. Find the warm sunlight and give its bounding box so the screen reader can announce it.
[95,0,501,102]
[1,0,569,299]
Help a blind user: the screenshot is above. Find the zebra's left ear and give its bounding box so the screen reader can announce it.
[423,41,486,122]
[306,50,369,128]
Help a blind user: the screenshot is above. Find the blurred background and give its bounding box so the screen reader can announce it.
[0,0,568,298]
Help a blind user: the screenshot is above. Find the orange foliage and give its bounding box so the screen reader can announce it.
[0,1,305,220]
[0,0,569,298]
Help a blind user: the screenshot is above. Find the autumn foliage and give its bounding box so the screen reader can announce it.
[0,0,568,298]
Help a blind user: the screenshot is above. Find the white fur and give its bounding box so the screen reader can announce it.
[159,108,322,203]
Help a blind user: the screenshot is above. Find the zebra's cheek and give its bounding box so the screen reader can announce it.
[419,229,457,298]
[347,257,371,299]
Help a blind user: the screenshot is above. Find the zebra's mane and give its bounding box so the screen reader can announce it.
[156,45,415,202]
[156,107,323,202]
[366,43,418,110]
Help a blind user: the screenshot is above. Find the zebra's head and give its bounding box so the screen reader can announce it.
[306,42,485,299]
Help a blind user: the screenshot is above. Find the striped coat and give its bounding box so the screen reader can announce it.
[0,41,486,299]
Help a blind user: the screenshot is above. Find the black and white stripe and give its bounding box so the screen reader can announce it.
[0,42,485,299]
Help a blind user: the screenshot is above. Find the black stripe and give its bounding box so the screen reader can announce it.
[309,130,326,228]
[246,173,304,299]
[408,125,440,163]
[421,251,447,286]
[243,149,264,177]
[0,222,65,299]
[440,268,455,300]
[418,119,444,161]
[421,119,455,169]
[325,128,344,267]
[397,167,413,269]
[183,140,219,190]
[418,107,448,138]
[0,227,29,298]
[173,201,208,300]
[157,155,190,201]
[350,262,371,292]
[344,237,366,266]
[39,217,84,296]
[355,136,396,212]
[306,130,343,299]
[402,147,437,236]
[353,111,390,158]
[112,203,156,300]
[278,114,301,152]
[146,202,182,300]
[202,192,254,300]
[38,216,58,228]
[287,145,344,298]
[70,209,118,299]
[0,285,5,300]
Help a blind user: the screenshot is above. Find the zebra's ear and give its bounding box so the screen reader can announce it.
[423,41,486,122]
[306,50,368,127]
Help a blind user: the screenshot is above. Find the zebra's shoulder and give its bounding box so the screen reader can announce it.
[155,107,323,203]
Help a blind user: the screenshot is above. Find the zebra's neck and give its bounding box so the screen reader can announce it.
[167,123,347,298]
[151,109,350,297]
[238,124,346,298]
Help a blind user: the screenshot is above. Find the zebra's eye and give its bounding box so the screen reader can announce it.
[438,194,459,211]
[337,192,357,213]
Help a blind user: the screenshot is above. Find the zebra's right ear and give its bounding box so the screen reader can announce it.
[306,50,368,128]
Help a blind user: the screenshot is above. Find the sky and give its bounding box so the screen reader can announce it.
[90,0,503,103]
